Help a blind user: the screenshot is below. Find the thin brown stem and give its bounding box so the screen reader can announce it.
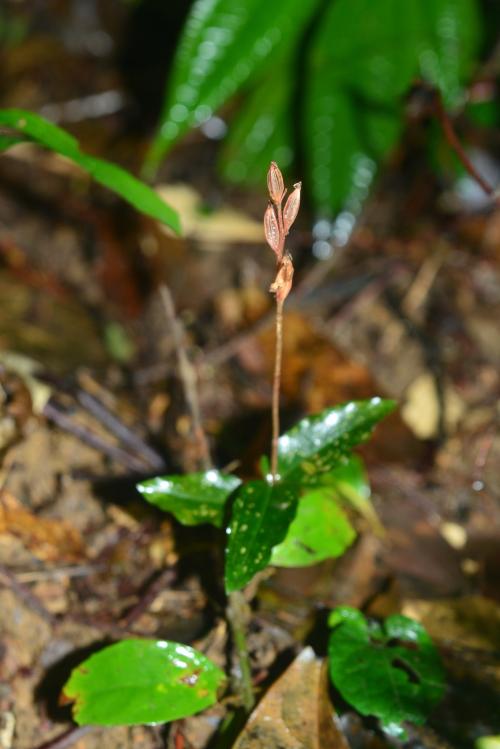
[271,298,284,480]
[434,92,499,203]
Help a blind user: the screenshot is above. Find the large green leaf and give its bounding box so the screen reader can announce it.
[308,0,420,104]
[225,480,299,593]
[145,0,321,174]
[136,470,241,527]
[219,59,294,185]
[270,488,356,567]
[328,607,445,736]
[277,398,395,484]
[416,0,482,108]
[304,0,482,213]
[63,639,226,726]
[0,109,180,233]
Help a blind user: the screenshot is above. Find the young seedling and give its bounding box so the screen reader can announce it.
[62,163,444,740]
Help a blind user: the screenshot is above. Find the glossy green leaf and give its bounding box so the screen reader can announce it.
[277,398,395,484]
[225,479,299,593]
[270,488,355,567]
[145,0,321,174]
[328,607,445,733]
[304,76,403,216]
[320,454,383,534]
[219,58,294,185]
[309,0,419,104]
[63,639,226,726]
[137,470,241,527]
[0,109,180,233]
[416,0,482,108]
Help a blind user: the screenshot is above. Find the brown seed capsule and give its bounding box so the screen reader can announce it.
[283,182,301,234]
[267,161,285,204]
[270,253,294,303]
[264,203,281,257]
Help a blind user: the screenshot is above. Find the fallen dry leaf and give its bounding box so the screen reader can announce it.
[0,491,84,562]
[233,647,349,749]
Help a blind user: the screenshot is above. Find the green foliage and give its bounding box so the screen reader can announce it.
[328,607,445,737]
[136,399,394,592]
[0,109,180,233]
[137,470,241,527]
[63,639,226,726]
[147,0,482,215]
[224,479,298,592]
[277,398,395,485]
[270,487,356,567]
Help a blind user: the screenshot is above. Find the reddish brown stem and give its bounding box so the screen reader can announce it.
[434,92,499,203]
[270,298,284,480]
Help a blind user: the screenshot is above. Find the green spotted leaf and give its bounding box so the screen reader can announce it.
[225,480,299,593]
[137,470,241,527]
[0,109,180,233]
[277,398,395,484]
[270,487,356,567]
[328,608,445,734]
[63,639,226,726]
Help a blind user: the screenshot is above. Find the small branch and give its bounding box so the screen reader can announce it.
[43,400,149,472]
[30,726,95,749]
[120,567,176,628]
[270,299,284,480]
[0,563,55,625]
[434,91,499,203]
[76,389,165,471]
[159,284,211,471]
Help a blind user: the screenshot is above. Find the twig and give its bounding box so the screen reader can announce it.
[76,388,165,471]
[159,284,212,471]
[43,400,148,472]
[434,90,499,204]
[30,726,95,749]
[120,567,176,628]
[0,563,55,625]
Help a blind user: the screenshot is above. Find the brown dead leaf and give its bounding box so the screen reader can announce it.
[0,491,84,562]
[233,647,349,749]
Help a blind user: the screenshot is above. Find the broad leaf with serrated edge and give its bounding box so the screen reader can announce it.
[328,607,445,734]
[145,0,321,174]
[0,109,180,233]
[137,470,241,527]
[225,480,298,593]
[277,398,395,484]
[63,639,226,726]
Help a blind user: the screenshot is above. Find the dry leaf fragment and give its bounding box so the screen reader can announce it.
[233,647,349,749]
[0,491,84,562]
[270,254,294,304]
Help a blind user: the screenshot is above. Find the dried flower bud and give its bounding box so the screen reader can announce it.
[270,253,294,304]
[283,182,301,234]
[264,203,281,257]
[267,161,285,204]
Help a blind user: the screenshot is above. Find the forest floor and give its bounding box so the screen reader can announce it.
[1,4,500,749]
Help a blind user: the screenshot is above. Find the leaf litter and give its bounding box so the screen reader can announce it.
[1,4,500,748]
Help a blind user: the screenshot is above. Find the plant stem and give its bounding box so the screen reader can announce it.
[227,590,255,711]
[271,298,284,480]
